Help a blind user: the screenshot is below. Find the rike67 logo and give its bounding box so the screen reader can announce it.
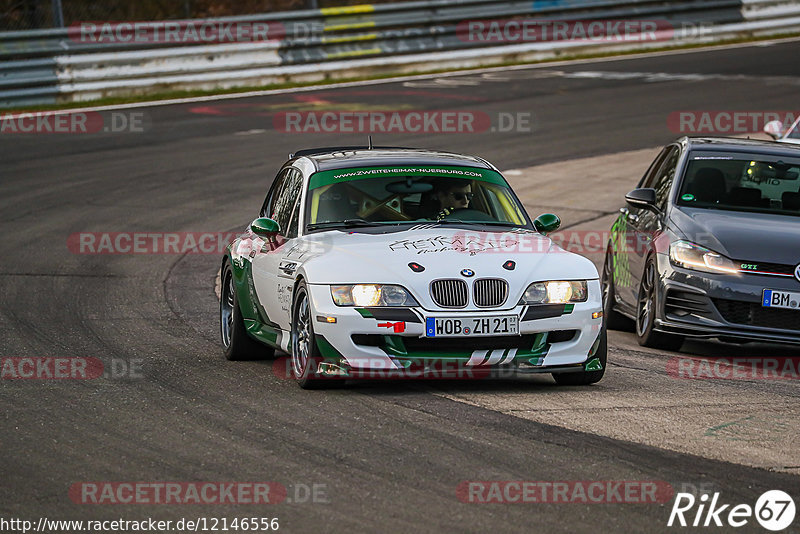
[668,490,796,531]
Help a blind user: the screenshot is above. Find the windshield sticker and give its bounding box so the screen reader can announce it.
[309,165,506,189]
[681,193,695,202]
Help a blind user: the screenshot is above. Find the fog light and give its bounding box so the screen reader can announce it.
[316,316,337,323]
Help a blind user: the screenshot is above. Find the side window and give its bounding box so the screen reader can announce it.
[637,147,670,188]
[648,146,680,210]
[272,169,303,235]
[261,168,290,218]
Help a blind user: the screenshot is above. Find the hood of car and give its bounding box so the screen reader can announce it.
[671,207,800,265]
[296,227,598,295]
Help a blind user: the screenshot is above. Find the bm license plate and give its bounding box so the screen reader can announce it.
[762,289,800,310]
[425,315,519,337]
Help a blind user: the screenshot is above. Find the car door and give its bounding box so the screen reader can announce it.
[252,167,304,330]
[615,146,669,306]
[626,145,681,302]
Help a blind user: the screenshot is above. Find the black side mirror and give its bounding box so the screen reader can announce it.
[625,188,658,211]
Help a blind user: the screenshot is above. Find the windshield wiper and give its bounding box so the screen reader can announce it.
[306,219,379,231]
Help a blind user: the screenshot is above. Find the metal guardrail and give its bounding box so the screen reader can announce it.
[1,0,799,108]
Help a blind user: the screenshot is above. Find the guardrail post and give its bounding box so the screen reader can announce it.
[51,0,65,27]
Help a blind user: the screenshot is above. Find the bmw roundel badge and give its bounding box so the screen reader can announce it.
[461,269,475,277]
[795,263,800,283]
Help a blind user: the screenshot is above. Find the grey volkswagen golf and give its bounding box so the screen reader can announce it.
[602,137,800,350]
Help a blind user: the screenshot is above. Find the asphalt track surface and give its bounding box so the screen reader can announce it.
[3,40,800,533]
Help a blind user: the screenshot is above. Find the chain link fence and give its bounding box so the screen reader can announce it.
[0,0,406,31]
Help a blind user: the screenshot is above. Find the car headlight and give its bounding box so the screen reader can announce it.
[669,241,738,274]
[330,284,419,307]
[518,281,588,304]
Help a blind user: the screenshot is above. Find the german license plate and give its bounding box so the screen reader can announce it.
[762,289,800,310]
[425,315,519,337]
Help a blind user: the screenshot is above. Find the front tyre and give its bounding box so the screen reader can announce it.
[291,281,343,389]
[220,260,274,361]
[635,257,684,351]
[553,329,607,386]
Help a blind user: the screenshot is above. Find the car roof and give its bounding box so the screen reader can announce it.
[683,136,800,157]
[290,147,498,172]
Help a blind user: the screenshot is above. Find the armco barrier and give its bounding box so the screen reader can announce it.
[1,0,799,108]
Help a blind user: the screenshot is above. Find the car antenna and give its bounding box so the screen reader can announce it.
[368,135,373,150]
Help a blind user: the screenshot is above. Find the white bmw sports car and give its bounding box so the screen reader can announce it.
[220,147,605,388]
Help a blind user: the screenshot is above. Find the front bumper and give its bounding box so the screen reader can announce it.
[307,281,604,377]
[656,260,800,345]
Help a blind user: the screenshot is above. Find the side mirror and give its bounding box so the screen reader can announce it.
[764,120,784,140]
[250,217,280,236]
[533,213,561,235]
[625,188,657,211]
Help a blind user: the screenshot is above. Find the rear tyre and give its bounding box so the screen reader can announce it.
[220,261,274,361]
[291,281,344,389]
[635,257,684,352]
[553,329,607,386]
[601,245,633,331]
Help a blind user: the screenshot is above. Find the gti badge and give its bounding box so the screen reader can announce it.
[795,263,800,282]
[461,269,475,277]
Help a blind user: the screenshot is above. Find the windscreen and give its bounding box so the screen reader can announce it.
[676,151,800,216]
[305,165,529,228]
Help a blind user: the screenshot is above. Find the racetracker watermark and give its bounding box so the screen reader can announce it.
[456,19,684,43]
[0,111,149,135]
[68,232,239,255]
[456,481,674,503]
[667,357,800,380]
[0,357,143,380]
[272,356,512,380]
[414,230,669,256]
[1,357,103,380]
[274,110,533,134]
[70,21,285,43]
[667,111,800,134]
[69,482,287,505]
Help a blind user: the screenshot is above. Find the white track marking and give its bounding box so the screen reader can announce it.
[234,129,267,136]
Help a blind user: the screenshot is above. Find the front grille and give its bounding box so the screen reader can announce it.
[735,261,796,276]
[713,299,800,332]
[473,278,509,307]
[430,279,468,308]
[665,290,714,319]
[401,335,536,353]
